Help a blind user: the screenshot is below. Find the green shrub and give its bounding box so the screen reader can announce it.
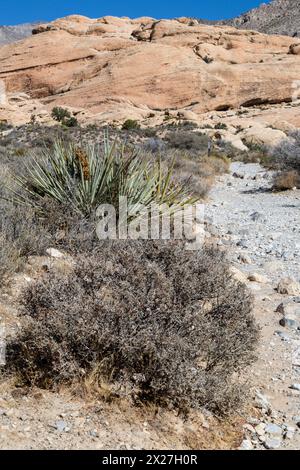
[51,107,71,123]
[122,119,140,131]
[214,123,228,130]
[51,107,78,128]
[64,116,78,128]
[7,240,259,414]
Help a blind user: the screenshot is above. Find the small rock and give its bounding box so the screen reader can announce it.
[236,239,249,248]
[248,273,268,284]
[243,423,256,434]
[239,439,253,450]
[264,423,282,436]
[292,416,300,427]
[263,437,282,450]
[250,212,266,222]
[46,248,65,259]
[255,422,266,436]
[276,301,300,316]
[255,391,272,413]
[230,266,248,283]
[279,317,299,329]
[277,278,300,296]
[289,384,300,391]
[275,331,290,342]
[238,253,252,265]
[233,172,244,179]
[284,425,295,439]
[54,420,69,432]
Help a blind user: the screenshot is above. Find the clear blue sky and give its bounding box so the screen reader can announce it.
[1,1,271,26]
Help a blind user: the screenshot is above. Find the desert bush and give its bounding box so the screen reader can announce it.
[122,119,140,131]
[271,131,300,172]
[7,240,258,414]
[271,131,300,189]
[273,170,299,191]
[214,122,228,130]
[166,131,208,155]
[0,201,50,282]
[9,139,197,218]
[52,107,71,123]
[142,137,166,154]
[51,107,78,128]
[170,153,230,198]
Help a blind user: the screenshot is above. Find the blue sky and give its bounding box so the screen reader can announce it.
[1,1,271,26]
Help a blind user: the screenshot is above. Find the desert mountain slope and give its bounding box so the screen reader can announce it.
[0,15,300,126]
[0,23,39,45]
[224,0,300,37]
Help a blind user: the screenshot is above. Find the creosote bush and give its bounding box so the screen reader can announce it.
[8,240,259,414]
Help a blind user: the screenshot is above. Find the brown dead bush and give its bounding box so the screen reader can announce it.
[273,170,299,191]
[7,240,259,415]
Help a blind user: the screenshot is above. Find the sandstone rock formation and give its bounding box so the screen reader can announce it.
[0,15,300,134]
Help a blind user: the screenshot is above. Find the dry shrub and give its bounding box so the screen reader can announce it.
[172,154,229,198]
[273,170,299,191]
[0,200,51,283]
[271,130,300,187]
[8,240,259,414]
[166,131,209,154]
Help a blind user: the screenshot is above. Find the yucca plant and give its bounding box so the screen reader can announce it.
[8,138,198,219]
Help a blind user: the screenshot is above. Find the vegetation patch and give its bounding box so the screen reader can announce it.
[7,240,259,414]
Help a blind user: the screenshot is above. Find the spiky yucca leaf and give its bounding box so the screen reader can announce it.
[8,139,198,218]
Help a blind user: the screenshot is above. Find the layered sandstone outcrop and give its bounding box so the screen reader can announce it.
[0,15,300,128]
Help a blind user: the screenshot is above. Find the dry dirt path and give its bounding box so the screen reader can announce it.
[205,162,300,450]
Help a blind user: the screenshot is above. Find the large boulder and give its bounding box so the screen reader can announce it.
[241,125,287,147]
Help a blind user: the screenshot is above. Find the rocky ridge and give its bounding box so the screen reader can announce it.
[0,23,39,46]
[224,0,300,37]
[0,14,300,146]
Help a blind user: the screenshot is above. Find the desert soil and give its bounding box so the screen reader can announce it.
[0,161,299,450]
[206,162,300,450]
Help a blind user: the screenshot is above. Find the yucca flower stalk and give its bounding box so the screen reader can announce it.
[7,138,198,219]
